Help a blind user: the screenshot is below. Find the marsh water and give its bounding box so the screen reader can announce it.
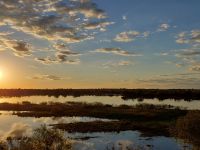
[0,96,199,149]
[1,96,200,109]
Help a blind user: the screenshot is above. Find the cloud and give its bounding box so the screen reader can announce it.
[157,23,170,32]
[122,15,127,20]
[137,73,200,88]
[191,30,200,43]
[165,61,186,68]
[84,21,114,30]
[118,60,132,66]
[143,31,150,38]
[176,49,200,57]
[0,31,13,36]
[0,0,110,44]
[0,0,111,64]
[68,0,107,19]
[7,40,32,57]
[94,48,142,56]
[31,74,65,80]
[35,55,80,65]
[35,42,81,65]
[56,53,81,64]
[189,64,200,71]
[114,31,140,42]
[159,72,200,77]
[56,50,81,57]
[102,60,133,69]
[168,48,200,71]
[155,52,169,56]
[0,36,32,57]
[35,57,58,65]
[53,43,68,51]
[176,30,200,44]
[0,45,5,51]
[0,22,6,26]
[175,32,189,44]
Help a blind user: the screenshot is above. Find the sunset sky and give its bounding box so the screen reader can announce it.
[0,0,200,89]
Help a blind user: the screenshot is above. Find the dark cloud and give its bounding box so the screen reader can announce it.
[0,35,32,57]
[35,57,58,65]
[0,0,110,43]
[35,54,80,65]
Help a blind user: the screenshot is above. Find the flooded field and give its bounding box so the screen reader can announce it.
[0,96,200,110]
[0,95,199,149]
[0,110,192,150]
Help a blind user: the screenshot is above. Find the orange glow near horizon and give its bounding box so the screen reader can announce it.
[0,70,3,80]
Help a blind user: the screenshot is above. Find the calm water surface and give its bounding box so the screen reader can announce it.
[0,96,198,149]
[0,96,200,109]
[0,112,192,150]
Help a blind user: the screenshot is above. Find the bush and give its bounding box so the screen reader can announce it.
[0,125,71,150]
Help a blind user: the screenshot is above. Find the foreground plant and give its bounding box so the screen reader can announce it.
[0,125,71,150]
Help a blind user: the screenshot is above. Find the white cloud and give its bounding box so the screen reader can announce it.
[157,23,170,32]
[114,31,140,42]
[176,30,200,44]
[31,74,66,80]
[176,32,189,44]
[102,60,133,69]
[122,15,127,20]
[189,64,200,71]
[94,48,142,56]
[191,30,200,43]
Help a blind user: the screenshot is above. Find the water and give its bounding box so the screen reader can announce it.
[0,96,200,110]
[71,132,191,150]
[0,112,192,150]
[0,112,109,139]
[0,96,198,149]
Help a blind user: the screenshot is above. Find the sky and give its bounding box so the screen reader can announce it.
[0,0,200,89]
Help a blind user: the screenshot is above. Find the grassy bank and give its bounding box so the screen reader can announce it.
[0,102,187,121]
[0,89,200,100]
[51,120,170,136]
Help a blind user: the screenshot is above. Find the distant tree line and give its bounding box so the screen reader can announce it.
[0,89,200,100]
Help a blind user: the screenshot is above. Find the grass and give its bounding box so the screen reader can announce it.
[51,120,170,136]
[0,89,200,100]
[0,102,187,121]
[170,111,200,149]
